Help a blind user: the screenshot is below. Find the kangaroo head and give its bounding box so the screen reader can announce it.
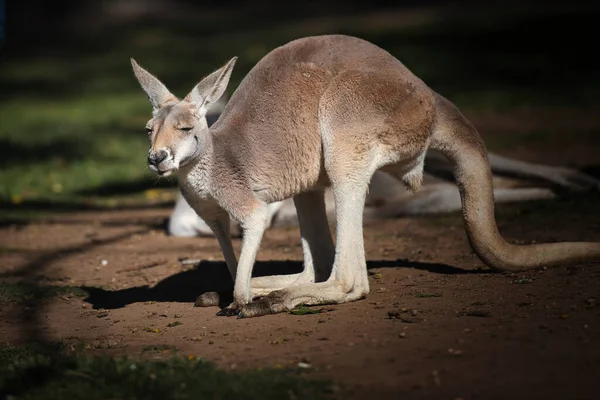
[130,57,237,176]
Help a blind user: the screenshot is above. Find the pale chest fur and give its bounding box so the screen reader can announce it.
[178,163,215,210]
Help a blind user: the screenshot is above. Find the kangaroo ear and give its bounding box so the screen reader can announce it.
[130,58,174,112]
[185,57,237,114]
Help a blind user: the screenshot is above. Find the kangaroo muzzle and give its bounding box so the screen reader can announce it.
[147,149,173,175]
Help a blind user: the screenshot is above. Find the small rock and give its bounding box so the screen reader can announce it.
[457,310,490,318]
[401,316,423,323]
[387,309,423,323]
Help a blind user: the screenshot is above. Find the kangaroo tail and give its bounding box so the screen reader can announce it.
[429,93,600,271]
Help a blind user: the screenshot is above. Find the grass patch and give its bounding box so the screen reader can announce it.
[0,96,156,199]
[0,282,87,305]
[0,342,333,400]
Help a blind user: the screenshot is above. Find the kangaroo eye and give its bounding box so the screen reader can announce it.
[179,127,193,132]
[146,127,153,134]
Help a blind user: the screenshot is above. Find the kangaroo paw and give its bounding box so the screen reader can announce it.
[238,291,288,318]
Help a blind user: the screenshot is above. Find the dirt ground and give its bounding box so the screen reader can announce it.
[1,110,600,399]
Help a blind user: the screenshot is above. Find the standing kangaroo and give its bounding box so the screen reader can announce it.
[131,34,600,318]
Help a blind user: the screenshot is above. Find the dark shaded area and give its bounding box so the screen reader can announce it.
[0,197,173,217]
[82,258,487,310]
[0,213,168,231]
[582,165,600,179]
[0,282,86,304]
[3,1,599,101]
[2,1,439,99]
[0,342,331,400]
[366,12,600,105]
[0,138,92,168]
[75,177,176,196]
[0,226,152,343]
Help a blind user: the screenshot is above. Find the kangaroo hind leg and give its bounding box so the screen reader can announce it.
[238,178,371,318]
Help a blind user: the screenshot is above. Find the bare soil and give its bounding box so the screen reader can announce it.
[1,110,600,399]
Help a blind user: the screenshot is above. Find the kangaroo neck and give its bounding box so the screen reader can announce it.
[178,135,216,200]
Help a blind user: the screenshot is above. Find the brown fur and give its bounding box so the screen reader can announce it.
[132,34,600,318]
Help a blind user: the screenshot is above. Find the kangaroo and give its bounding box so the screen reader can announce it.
[167,99,600,237]
[131,34,600,318]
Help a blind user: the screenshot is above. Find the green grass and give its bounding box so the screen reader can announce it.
[412,292,442,298]
[0,282,87,305]
[1,3,599,215]
[0,342,334,400]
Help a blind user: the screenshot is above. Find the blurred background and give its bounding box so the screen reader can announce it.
[1,0,599,221]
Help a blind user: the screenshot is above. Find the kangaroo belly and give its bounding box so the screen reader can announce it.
[214,63,331,203]
[245,124,325,203]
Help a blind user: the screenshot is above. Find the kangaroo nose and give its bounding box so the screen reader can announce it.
[148,150,169,167]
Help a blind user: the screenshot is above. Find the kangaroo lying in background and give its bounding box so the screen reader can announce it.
[168,99,600,238]
[131,34,600,318]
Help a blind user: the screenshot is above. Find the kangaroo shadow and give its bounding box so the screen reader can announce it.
[82,258,487,310]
